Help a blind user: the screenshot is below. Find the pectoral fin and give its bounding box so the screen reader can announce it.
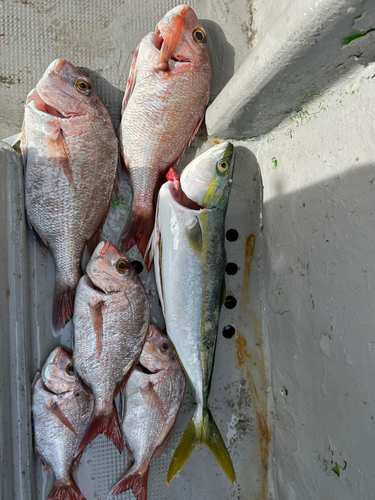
[185,216,203,256]
[50,402,77,436]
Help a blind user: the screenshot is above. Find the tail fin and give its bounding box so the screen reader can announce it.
[52,283,75,336]
[108,466,149,499]
[48,477,86,500]
[120,208,155,262]
[167,406,236,486]
[77,401,123,454]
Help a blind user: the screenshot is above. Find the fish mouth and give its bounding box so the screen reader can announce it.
[86,275,107,294]
[136,358,161,375]
[40,380,58,395]
[167,169,204,211]
[151,19,191,71]
[27,89,67,118]
[28,59,79,119]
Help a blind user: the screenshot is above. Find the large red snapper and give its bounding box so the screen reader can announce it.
[119,4,211,263]
[109,325,185,499]
[22,59,119,335]
[73,241,150,454]
[32,347,94,500]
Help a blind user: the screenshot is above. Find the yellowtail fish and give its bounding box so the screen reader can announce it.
[148,142,236,485]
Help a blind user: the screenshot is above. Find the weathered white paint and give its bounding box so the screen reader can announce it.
[249,62,375,499]
[207,0,375,138]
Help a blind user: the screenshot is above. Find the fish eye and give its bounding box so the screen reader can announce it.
[161,342,169,352]
[116,258,130,274]
[217,159,229,173]
[75,79,91,95]
[192,28,206,44]
[66,363,74,376]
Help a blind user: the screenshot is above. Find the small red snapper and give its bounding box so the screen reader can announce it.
[22,59,119,335]
[32,347,94,500]
[119,5,211,263]
[109,325,185,499]
[73,241,150,454]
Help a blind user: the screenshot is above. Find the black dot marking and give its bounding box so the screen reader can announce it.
[225,296,237,309]
[225,262,238,275]
[226,229,238,242]
[131,260,143,274]
[222,325,235,338]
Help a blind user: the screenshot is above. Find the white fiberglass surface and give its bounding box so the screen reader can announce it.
[1,0,268,498]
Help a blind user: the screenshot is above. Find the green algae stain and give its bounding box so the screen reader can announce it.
[342,28,375,46]
[13,142,21,154]
[111,195,128,211]
[271,157,278,170]
[332,462,340,477]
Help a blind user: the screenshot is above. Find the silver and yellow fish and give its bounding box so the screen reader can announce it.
[149,142,236,485]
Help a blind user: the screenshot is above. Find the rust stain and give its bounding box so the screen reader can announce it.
[235,334,251,367]
[235,233,271,499]
[256,410,271,463]
[241,234,256,306]
[6,289,10,297]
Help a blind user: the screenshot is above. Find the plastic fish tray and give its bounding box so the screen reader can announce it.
[0,1,268,499]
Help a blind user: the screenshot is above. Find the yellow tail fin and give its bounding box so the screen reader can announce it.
[167,406,236,486]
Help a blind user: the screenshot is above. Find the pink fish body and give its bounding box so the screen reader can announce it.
[22,59,119,335]
[73,241,150,454]
[109,325,185,499]
[32,347,94,500]
[119,5,211,262]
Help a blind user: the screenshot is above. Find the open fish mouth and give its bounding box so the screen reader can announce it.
[27,89,67,118]
[166,169,204,211]
[151,26,190,68]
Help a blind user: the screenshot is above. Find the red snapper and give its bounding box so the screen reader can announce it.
[119,5,211,263]
[22,59,119,335]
